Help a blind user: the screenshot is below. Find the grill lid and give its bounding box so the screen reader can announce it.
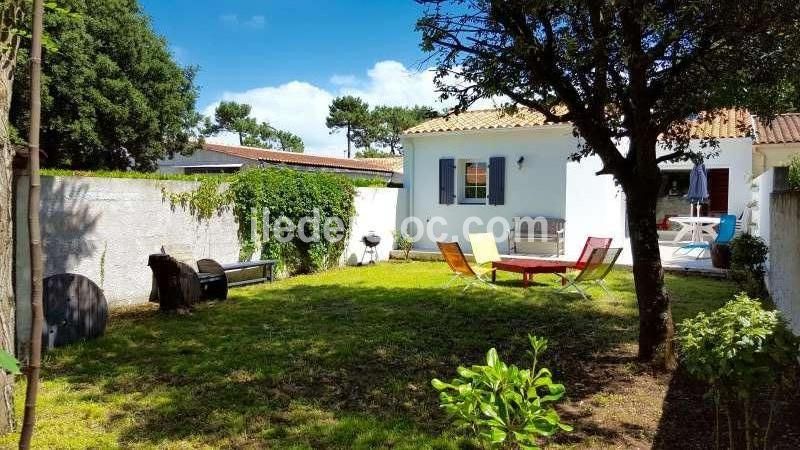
[362,233,381,246]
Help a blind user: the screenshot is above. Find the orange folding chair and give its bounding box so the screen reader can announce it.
[437,241,496,290]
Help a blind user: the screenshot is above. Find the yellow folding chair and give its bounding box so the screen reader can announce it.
[468,233,503,268]
[437,241,496,290]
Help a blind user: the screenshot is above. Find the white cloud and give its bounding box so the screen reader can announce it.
[203,60,507,157]
[329,74,359,87]
[219,14,266,30]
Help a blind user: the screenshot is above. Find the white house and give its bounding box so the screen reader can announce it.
[400,108,796,259]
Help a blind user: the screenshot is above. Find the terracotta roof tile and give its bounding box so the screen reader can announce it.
[202,143,393,173]
[357,157,404,173]
[405,107,753,140]
[754,113,800,144]
[688,109,751,139]
[404,107,566,134]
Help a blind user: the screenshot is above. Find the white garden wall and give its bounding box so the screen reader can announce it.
[14,177,242,309]
[768,191,800,335]
[14,177,400,338]
[341,188,402,265]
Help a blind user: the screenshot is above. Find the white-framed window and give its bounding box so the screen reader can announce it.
[458,159,488,204]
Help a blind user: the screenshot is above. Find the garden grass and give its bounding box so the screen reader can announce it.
[0,262,744,448]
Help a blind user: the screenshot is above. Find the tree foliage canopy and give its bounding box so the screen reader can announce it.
[203,101,304,153]
[372,105,439,153]
[418,0,800,179]
[327,96,438,156]
[11,0,201,170]
[325,95,370,157]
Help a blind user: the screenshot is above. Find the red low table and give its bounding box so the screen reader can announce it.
[492,259,569,288]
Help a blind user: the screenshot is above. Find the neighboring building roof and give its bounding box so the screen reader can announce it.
[753,113,800,145]
[357,157,404,173]
[202,143,394,173]
[404,108,566,135]
[688,109,751,139]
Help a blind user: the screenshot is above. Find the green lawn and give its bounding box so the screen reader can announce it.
[1,262,739,449]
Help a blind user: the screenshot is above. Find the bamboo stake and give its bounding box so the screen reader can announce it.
[19,0,44,447]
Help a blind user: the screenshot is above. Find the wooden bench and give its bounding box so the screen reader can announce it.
[508,216,566,256]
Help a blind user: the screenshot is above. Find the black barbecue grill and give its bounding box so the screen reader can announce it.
[359,232,381,265]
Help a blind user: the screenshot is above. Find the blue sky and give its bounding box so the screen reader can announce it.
[140,1,468,155]
[140,0,427,107]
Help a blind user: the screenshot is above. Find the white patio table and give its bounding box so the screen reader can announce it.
[669,216,721,243]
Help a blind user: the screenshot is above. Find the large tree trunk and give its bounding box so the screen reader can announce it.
[0,0,23,434]
[624,186,677,369]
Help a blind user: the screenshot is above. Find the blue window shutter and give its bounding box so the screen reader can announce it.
[439,158,455,205]
[488,157,505,205]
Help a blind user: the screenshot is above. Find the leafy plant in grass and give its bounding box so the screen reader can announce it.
[0,351,20,375]
[393,230,414,261]
[729,234,769,298]
[432,335,572,449]
[677,294,800,450]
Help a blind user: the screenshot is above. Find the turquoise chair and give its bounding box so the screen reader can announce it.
[676,214,737,258]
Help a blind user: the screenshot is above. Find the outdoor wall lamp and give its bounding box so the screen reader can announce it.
[517,156,525,169]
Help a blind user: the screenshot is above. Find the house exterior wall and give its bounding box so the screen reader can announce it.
[658,138,754,217]
[402,126,578,253]
[401,130,756,259]
[752,168,774,245]
[753,144,800,177]
[564,155,627,259]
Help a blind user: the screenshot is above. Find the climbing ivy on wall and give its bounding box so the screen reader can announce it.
[161,176,232,221]
[163,168,357,275]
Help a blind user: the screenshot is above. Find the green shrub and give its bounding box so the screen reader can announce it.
[788,154,800,189]
[676,294,800,449]
[432,335,572,449]
[164,167,356,275]
[393,230,414,261]
[350,177,389,188]
[729,233,769,297]
[229,168,356,275]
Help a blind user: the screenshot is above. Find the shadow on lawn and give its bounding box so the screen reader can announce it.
[46,280,641,447]
[652,367,800,449]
